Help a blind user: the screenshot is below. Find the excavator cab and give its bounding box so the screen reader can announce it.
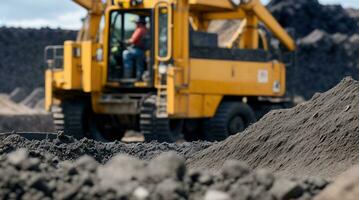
[107,11,153,85]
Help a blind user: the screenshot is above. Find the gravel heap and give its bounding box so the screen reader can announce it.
[0,149,329,200]
[0,92,53,133]
[0,134,212,163]
[267,0,359,99]
[0,27,76,93]
[294,30,359,99]
[188,77,359,179]
[268,0,359,37]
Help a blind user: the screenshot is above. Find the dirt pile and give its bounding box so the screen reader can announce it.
[294,31,359,99]
[266,0,359,99]
[0,149,329,200]
[268,0,359,38]
[188,77,359,179]
[0,92,53,133]
[0,134,212,163]
[314,165,359,200]
[208,0,359,99]
[0,27,76,93]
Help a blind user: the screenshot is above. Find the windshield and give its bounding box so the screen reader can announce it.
[108,10,151,81]
[158,7,168,58]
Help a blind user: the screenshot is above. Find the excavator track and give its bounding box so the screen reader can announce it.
[51,101,87,139]
[140,95,182,143]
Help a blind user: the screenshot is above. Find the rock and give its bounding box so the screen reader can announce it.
[254,169,275,189]
[97,154,145,188]
[221,160,250,179]
[154,179,186,200]
[204,190,231,200]
[229,184,251,200]
[74,155,99,172]
[306,177,328,190]
[28,175,51,195]
[133,187,150,200]
[314,165,359,200]
[20,88,45,108]
[7,149,28,167]
[148,152,186,182]
[270,179,304,200]
[9,87,28,103]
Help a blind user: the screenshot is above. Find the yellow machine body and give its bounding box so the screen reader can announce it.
[45,0,296,141]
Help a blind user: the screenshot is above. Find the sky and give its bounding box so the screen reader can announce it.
[0,0,358,30]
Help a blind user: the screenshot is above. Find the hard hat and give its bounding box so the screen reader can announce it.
[131,16,147,24]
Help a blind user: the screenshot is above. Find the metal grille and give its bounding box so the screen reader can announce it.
[44,45,64,69]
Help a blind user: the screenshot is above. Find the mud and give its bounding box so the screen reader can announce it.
[188,77,359,179]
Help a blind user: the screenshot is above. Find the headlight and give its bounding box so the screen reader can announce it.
[230,0,240,6]
[230,0,251,6]
[273,81,281,93]
[96,48,103,62]
[130,0,143,6]
[159,63,167,74]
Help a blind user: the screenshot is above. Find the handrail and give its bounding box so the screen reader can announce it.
[154,1,173,62]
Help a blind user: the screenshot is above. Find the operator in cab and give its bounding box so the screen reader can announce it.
[123,16,149,81]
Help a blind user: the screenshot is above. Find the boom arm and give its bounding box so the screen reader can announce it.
[72,0,105,41]
[200,0,296,51]
[73,0,103,13]
[241,0,296,51]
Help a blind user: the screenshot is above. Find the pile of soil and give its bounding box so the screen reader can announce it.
[268,0,359,99]
[293,30,359,99]
[268,0,359,37]
[188,77,359,179]
[0,134,212,163]
[0,27,76,93]
[0,149,329,200]
[0,92,53,133]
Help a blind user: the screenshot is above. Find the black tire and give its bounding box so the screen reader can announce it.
[140,95,183,143]
[52,101,87,140]
[203,101,256,142]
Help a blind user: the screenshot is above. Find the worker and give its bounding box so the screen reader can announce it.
[123,16,149,80]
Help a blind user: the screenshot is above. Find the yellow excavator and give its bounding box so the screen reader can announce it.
[45,0,296,142]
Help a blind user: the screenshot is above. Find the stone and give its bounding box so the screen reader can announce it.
[221,160,250,179]
[204,190,231,200]
[314,165,359,200]
[74,155,99,172]
[7,149,28,167]
[97,154,145,189]
[154,179,186,200]
[254,169,275,189]
[148,152,186,182]
[133,187,150,200]
[270,178,304,200]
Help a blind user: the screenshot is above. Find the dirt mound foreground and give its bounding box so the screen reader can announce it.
[0,149,328,200]
[188,77,359,179]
